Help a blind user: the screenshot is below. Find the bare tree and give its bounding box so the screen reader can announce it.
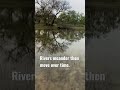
[35,0,71,25]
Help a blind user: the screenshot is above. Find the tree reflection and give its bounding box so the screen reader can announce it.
[86,8,120,39]
[35,28,84,54]
[0,8,34,62]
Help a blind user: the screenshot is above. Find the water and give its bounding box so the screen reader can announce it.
[35,29,85,90]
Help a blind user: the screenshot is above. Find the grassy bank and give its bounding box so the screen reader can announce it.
[35,24,85,31]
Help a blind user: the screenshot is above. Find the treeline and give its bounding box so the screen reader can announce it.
[56,11,85,26]
[35,0,85,27]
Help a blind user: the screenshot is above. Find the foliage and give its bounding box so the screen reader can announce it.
[35,0,70,25]
[56,10,85,26]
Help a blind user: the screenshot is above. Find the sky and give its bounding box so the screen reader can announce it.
[35,0,85,14]
[66,0,85,14]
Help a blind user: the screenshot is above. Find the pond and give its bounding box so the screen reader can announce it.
[35,28,85,90]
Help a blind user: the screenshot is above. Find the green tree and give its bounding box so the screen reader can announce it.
[57,10,85,26]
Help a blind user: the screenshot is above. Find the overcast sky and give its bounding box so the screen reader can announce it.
[66,0,85,14]
[35,0,85,14]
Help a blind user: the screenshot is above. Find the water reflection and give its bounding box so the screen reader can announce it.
[0,8,34,62]
[86,8,120,39]
[0,7,34,90]
[35,27,84,54]
[35,26,85,90]
[86,6,120,90]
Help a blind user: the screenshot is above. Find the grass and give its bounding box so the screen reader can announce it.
[35,23,85,31]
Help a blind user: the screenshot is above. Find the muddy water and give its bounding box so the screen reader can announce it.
[35,29,85,90]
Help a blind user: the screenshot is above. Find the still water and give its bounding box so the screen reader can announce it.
[35,28,85,90]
